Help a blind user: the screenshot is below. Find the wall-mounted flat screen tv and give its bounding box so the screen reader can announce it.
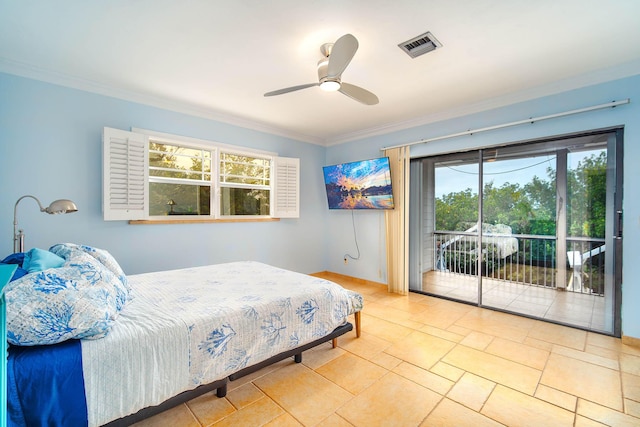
[322,157,394,210]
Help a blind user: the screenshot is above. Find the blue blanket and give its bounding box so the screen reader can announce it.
[7,340,88,427]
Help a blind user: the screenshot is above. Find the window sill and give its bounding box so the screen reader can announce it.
[129,217,280,225]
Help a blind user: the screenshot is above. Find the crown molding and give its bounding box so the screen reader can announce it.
[0,58,325,146]
[324,59,640,146]
[2,57,638,148]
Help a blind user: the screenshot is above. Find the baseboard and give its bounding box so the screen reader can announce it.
[622,335,640,348]
[310,271,386,288]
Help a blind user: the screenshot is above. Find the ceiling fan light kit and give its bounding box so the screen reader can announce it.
[264,33,379,105]
[320,81,341,92]
[317,58,341,92]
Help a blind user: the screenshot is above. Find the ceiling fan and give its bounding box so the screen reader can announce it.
[264,34,379,105]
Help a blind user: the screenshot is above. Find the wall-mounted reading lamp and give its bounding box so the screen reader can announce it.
[13,195,78,253]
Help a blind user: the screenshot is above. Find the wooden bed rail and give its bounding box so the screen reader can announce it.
[332,311,361,348]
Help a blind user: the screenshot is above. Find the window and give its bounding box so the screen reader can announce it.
[149,142,212,216]
[219,152,271,216]
[103,127,299,221]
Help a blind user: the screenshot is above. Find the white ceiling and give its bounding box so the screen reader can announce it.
[2,0,640,146]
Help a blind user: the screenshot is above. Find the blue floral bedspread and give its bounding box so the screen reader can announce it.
[81,261,363,426]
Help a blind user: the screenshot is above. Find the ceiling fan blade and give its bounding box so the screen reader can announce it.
[339,82,379,105]
[264,83,318,97]
[327,34,358,78]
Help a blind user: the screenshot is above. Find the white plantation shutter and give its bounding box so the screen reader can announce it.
[102,127,149,221]
[272,156,300,218]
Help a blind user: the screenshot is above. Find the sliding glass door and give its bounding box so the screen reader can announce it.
[409,130,623,336]
[479,145,558,314]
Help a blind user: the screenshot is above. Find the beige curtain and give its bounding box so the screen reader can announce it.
[384,146,410,294]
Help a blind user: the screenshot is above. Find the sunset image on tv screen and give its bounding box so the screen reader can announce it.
[322,157,394,210]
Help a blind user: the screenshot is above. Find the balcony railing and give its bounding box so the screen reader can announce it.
[434,230,606,295]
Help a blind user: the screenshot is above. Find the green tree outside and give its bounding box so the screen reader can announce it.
[436,152,606,239]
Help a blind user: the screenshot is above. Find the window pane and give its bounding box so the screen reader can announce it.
[482,152,557,236]
[220,152,270,185]
[220,187,270,215]
[150,142,212,181]
[435,159,479,231]
[567,148,607,238]
[149,182,210,216]
[149,142,204,158]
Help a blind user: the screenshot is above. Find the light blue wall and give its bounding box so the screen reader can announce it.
[0,72,329,275]
[326,74,640,339]
[2,71,639,339]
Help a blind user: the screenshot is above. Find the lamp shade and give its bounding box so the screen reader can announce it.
[45,199,78,215]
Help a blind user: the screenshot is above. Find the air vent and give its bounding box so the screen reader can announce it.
[398,31,442,58]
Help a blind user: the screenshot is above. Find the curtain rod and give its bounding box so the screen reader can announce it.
[381,98,630,151]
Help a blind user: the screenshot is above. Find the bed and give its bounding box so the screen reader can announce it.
[2,244,363,426]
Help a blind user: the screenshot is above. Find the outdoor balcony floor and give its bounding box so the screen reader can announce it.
[420,271,611,333]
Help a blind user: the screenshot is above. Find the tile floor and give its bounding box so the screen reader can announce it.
[132,273,640,427]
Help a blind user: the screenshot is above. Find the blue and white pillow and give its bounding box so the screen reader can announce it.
[5,244,130,346]
[50,243,130,294]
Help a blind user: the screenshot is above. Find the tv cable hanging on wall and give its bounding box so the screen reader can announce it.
[344,210,361,264]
